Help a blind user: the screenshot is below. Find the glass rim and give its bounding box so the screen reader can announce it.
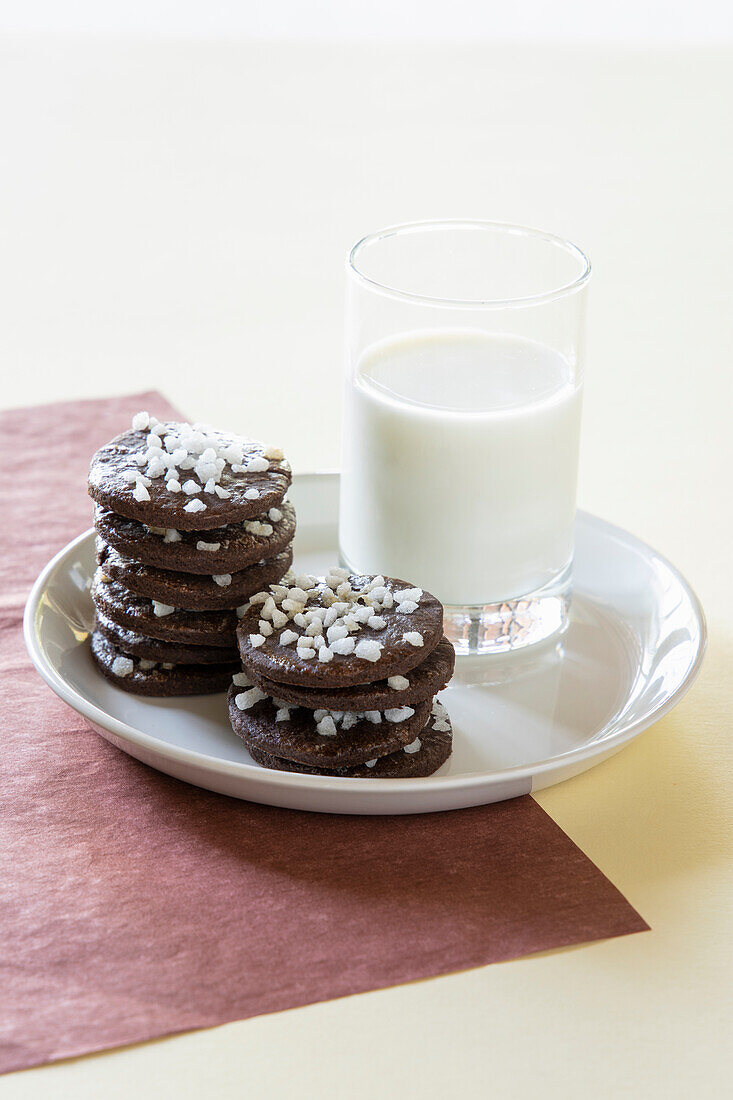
[347,219,591,309]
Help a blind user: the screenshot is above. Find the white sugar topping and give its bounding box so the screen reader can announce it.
[125,415,287,507]
[184,499,207,513]
[164,528,182,543]
[354,639,383,662]
[388,675,409,691]
[197,540,220,551]
[316,715,337,737]
[394,587,423,605]
[384,706,414,723]
[242,571,428,665]
[146,456,167,479]
[272,702,415,736]
[152,601,175,617]
[232,672,252,687]
[111,655,134,677]
[212,574,232,587]
[328,567,350,581]
[259,596,277,621]
[234,686,266,710]
[244,520,273,537]
[247,457,269,473]
[431,698,451,732]
[403,738,421,755]
[220,443,243,465]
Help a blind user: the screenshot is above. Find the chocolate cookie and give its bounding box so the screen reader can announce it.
[227,682,431,768]
[248,637,455,711]
[96,538,292,611]
[237,570,444,688]
[90,632,238,696]
[92,570,240,647]
[94,609,237,665]
[88,415,291,531]
[245,702,453,778]
[93,501,296,576]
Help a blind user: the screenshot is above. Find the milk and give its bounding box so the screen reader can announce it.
[339,329,582,606]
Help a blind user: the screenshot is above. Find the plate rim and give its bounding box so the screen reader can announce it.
[23,497,707,797]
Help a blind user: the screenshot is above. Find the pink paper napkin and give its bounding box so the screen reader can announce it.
[0,393,648,1075]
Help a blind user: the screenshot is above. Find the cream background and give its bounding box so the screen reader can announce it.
[1,38,731,1098]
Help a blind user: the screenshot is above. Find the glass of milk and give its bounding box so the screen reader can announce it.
[339,220,591,655]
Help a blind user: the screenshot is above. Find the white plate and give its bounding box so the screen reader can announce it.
[24,473,706,815]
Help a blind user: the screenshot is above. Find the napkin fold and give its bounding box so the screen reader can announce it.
[0,393,648,1075]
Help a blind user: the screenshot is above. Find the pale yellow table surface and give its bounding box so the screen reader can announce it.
[1,37,731,1099]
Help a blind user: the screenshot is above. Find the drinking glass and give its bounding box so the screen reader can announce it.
[339,220,591,655]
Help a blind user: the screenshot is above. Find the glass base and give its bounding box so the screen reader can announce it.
[443,570,572,656]
[340,544,573,658]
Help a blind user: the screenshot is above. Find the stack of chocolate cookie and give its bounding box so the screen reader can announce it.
[228,569,455,777]
[87,412,295,696]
